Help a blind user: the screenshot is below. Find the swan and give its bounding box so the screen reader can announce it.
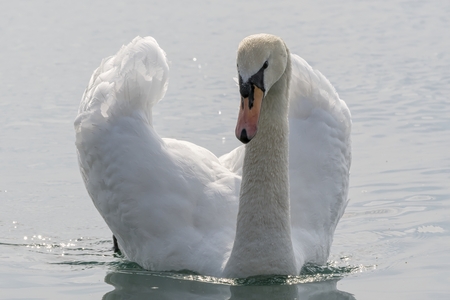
[74,34,351,278]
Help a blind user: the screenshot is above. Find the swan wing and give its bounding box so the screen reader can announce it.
[288,54,352,265]
[74,37,239,276]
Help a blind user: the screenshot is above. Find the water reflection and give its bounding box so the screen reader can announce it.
[103,271,355,300]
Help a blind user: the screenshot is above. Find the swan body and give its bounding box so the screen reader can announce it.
[75,34,351,278]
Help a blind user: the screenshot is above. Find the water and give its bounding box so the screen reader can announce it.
[1,0,449,299]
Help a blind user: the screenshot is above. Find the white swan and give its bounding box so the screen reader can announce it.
[74,34,351,278]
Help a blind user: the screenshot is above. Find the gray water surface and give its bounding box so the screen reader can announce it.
[1,0,449,299]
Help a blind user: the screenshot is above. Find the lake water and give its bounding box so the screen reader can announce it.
[1,0,449,299]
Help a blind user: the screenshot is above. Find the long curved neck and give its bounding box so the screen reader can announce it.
[224,54,298,277]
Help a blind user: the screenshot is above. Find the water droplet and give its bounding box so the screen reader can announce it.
[24,236,28,240]
[218,111,222,115]
[192,57,197,61]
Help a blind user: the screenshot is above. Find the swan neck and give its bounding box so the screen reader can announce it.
[239,71,291,240]
[224,54,298,277]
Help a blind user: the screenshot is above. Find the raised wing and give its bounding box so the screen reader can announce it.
[288,54,352,265]
[74,37,238,276]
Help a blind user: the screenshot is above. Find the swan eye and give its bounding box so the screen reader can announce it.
[263,61,269,69]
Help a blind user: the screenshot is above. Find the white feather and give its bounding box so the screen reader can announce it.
[74,36,351,277]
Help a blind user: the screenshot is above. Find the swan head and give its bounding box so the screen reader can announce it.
[235,34,289,144]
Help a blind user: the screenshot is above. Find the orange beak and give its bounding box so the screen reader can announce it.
[235,85,264,143]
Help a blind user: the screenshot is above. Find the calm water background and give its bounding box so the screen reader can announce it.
[1,0,449,299]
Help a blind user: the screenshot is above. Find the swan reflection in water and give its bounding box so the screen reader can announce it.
[103,271,356,300]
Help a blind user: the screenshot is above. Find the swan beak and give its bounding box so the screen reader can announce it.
[235,85,264,144]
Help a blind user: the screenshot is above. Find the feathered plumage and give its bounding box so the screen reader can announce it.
[75,35,351,277]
